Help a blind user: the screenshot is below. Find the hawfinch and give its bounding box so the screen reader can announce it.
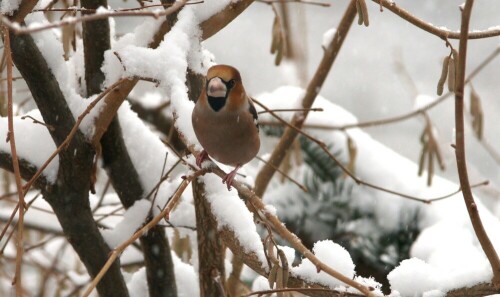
[192,65,260,190]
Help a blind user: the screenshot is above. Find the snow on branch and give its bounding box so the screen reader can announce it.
[256,85,500,295]
[0,110,58,183]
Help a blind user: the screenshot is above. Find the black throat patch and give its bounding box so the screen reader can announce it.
[207,96,226,112]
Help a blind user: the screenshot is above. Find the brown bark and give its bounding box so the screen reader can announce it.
[193,179,227,297]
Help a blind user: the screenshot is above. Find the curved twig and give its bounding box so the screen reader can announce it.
[3,25,26,294]
[21,79,129,197]
[452,0,500,287]
[259,47,499,132]
[2,0,191,35]
[253,0,358,197]
[81,169,209,297]
[373,0,500,40]
[253,98,488,204]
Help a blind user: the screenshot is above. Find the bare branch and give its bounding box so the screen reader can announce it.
[254,98,487,204]
[253,0,357,197]
[81,169,210,297]
[2,0,194,35]
[3,25,26,295]
[374,0,500,39]
[193,179,227,296]
[452,0,500,287]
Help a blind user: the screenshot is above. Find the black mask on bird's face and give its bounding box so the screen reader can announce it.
[206,77,236,112]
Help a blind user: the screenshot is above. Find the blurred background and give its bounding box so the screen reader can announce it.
[2,0,500,294]
[198,0,500,201]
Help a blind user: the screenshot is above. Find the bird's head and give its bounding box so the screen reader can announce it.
[204,65,246,112]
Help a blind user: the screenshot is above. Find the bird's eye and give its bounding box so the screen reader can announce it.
[227,79,236,89]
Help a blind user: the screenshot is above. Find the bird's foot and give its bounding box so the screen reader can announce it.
[196,150,210,168]
[222,165,241,191]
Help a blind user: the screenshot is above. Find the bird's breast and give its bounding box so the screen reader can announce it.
[192,106,260,166]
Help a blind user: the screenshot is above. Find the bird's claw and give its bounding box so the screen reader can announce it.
[196,150,210,168]
[222,165,241,191]
[222,172,236,191]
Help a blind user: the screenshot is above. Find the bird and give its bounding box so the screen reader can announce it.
[192,64,260,190]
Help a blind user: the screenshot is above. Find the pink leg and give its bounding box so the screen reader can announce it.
[196,150,210,168]
[222,165,241,191]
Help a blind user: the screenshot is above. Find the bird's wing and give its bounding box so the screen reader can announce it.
[249,97,259,131]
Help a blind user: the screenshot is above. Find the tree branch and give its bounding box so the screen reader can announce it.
[0,152,48,189]
[453,0,500,288]
[11,0,38,23]
[200,0,255,40]
[8,28,129,297]
[81,169,209,297]
[81,0,179,294]
[81,0,111,96]
[3,27,26,295]
[193,179,227,297]
[218,227,364,297]
[447,282,500,297]
[253,0,357,197]
[91,0,256,147]
[9,32,82,148]
[373,0,500,40]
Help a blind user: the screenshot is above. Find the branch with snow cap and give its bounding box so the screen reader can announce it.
[91,0,255,149]
[8,26,130,297]
[193,157,376,296]
[166,125,375,295]
[81,168,210,297]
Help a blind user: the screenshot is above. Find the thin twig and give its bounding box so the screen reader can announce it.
[253,0,358,197]
[254,98,486,204]
[94,205,124,224]
[259,47,499,132]
[21,79,129,197]
[32,2,201,12]
[373,0,500,40]
[213,164,374,296]
[243,287,362,297]
[453,0,500,287]
[20,115,55,131]
[3,25,25,296]
[91,178,111,213]
[150,152,169,210]
[0,202,20,243]
[145,158,182,201]
[0,194,42,274]
[24,234,59,252]
[0,76,22,82]
[257,0,330,7]
[2,0,190,35]
[81,169,209,297]
[255,155,308,193]
[0,191,18,200]
[257,107,323,114]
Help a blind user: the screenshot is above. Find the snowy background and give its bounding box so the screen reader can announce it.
[117,0,500,194]
[1,0,500,296]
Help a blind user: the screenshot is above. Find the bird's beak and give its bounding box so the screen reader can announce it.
[207,77,227,98]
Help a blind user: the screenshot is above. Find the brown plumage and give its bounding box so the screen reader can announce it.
[192,65,260,190]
